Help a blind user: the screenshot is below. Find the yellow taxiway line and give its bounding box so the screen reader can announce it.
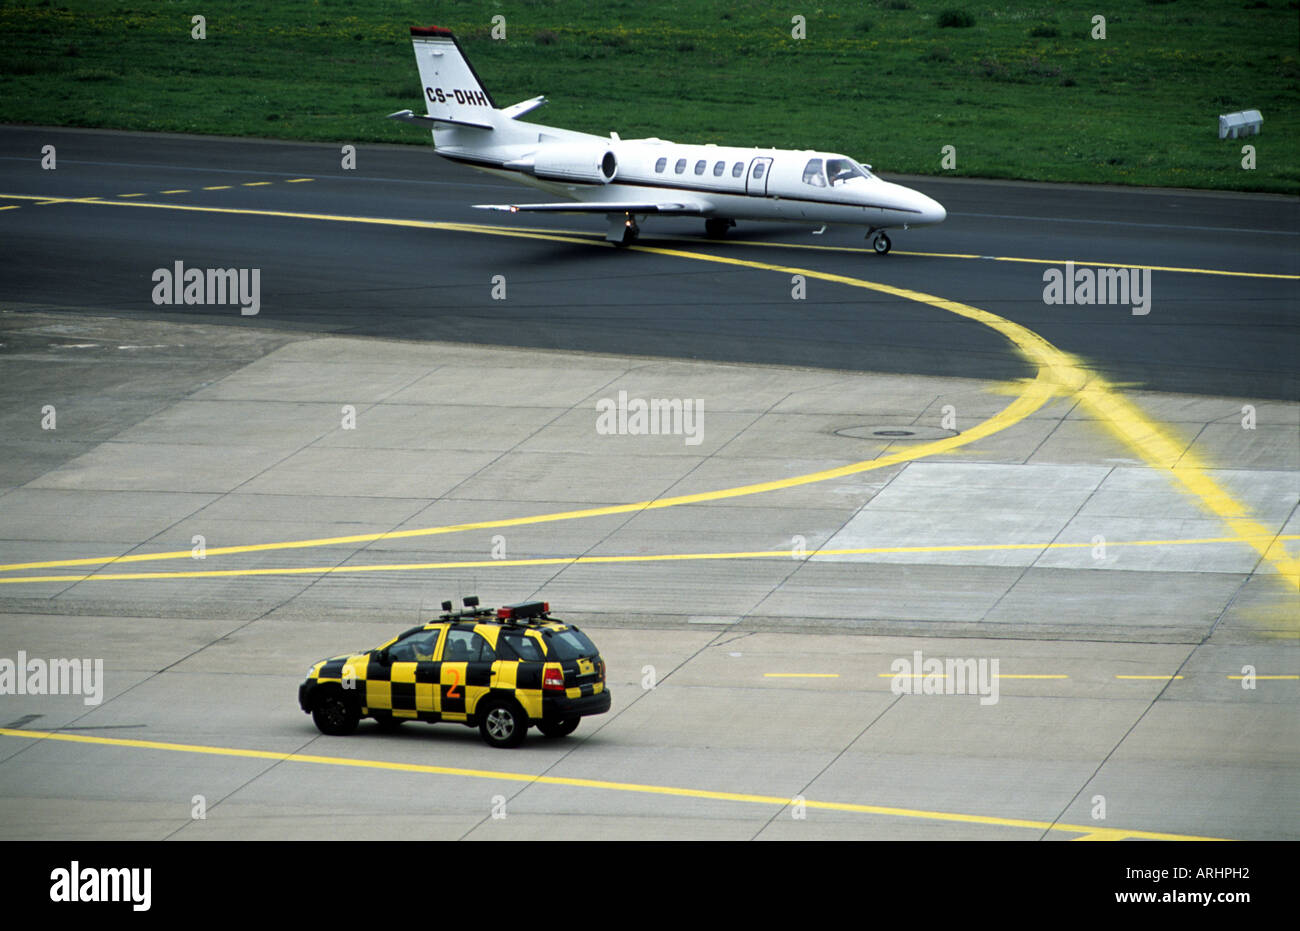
[0,727,1229,841]
[1,535,1293,585]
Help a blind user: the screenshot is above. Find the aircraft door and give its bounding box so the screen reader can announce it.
[745,157,774,196]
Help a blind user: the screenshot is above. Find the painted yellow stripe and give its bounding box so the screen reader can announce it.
[5,535,1294,584]
[1227,675,1297,680]
[764,673,839,678]
[28,195,105,206]
[0,205,19,211]
[284,178,314,183]
[160,189,189,194]
[510,225,1299,281]
[993,674,1070,679]
[0,193,1289,599]
[1115,675,1184,680]
[242,181,272,187]
[118,192,146,198]
[0,727,1228,840]
[202,185,232,190]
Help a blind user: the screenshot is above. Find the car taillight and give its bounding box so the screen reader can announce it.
[543,666,565,691]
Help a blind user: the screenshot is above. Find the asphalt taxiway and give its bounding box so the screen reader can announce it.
[0,126,1295,840]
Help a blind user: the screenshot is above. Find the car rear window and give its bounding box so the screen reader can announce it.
[543,628,598,660]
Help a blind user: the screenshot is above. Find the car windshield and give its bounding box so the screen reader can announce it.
[543,628,599,660]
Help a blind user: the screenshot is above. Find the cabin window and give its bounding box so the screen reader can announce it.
[732,162,744,178]
[826,157,867,185]
[712,160,725,177]
[655,157,667,173]
[675,158,687,174]
[694,160,706,175]
[752,162,766,180]
[802,158,827,187]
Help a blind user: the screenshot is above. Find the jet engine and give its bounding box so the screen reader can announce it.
[522,144,619,185]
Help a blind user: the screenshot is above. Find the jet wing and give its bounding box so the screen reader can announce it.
[472,201,708,215]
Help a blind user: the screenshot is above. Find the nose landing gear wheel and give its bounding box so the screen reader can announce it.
[871,232,891,255]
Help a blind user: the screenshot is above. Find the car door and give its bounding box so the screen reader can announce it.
[439,626,497,720]
[374,626,442,719]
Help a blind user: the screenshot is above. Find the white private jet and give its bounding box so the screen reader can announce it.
[389,25,946,253]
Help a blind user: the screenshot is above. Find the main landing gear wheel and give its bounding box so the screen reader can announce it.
[704,218,735,240]
[871,232,892,255]
[607,213,640,247]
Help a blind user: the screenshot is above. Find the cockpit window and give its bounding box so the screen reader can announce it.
[826,157,869,184]
[802,158,826,187]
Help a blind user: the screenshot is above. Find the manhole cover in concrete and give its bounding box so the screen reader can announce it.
[834,425,959,441]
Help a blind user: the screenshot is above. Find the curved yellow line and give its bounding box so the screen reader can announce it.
[0,208,1074,574]
[0,197,1291,594]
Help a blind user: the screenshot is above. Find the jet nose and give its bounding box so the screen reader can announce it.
[918,193,946,225]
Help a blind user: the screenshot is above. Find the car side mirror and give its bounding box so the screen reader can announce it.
[375,649,391,665]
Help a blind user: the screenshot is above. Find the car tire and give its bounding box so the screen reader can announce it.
[478,698,528,749]
[311,688,360,736]
[537,716,580,738]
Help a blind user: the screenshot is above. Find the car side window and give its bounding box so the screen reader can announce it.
[444,629,496,663]
[654,157,667,173]
[389,629,440,662]
[499,631,546,662]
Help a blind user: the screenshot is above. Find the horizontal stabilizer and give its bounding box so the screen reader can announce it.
[472,201,707,216]
[500,95,548,119]
[387,108,492,131]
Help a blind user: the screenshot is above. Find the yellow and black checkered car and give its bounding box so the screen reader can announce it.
[299,598,610,748]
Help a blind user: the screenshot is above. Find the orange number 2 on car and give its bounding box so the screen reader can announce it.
[446,668,461,700]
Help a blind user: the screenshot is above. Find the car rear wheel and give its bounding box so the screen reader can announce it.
[311,689,360,736]
[537,716,580,738]
[478,699,528,749]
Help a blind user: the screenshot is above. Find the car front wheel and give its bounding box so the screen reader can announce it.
[311,689,360,736]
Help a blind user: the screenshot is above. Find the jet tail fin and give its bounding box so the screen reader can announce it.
[409,26,496,129]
